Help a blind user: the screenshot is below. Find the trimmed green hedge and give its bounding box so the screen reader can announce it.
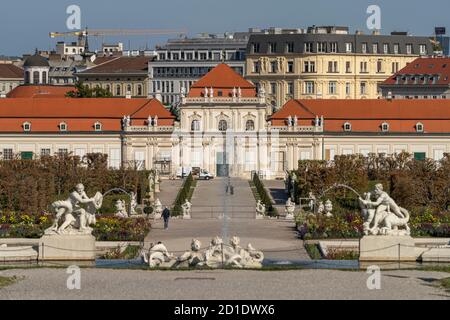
[252,173,277,217]
[172,173,196,216]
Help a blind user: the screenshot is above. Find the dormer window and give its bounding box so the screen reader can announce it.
[23,122,31,132]
[59,122,67,132]
[94,122,102,131]
[343,122,352,132]
[416,122,424,133]
[381,122,389,132]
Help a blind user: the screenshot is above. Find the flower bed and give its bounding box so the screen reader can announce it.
[0,212,151,241]
[296,209,450,240]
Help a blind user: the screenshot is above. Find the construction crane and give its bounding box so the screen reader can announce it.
[49,27,188,51]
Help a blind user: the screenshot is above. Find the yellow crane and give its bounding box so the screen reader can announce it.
[49,27,188,50]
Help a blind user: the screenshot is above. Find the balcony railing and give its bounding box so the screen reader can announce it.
[183,96,265,105]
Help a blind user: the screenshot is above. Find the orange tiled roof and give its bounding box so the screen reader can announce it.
[0,64,23,79]
[188,63,256,98]
[270,99,450,133]
[0,98,174,132]
[6,85,75,98]
[382,57,450,86]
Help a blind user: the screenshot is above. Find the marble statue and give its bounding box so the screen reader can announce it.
[308,192,316,212]
[258,86,266,98]
[293,116,298,126]
[255,200,266,219]
[209,87,214,98]
[180,86,186,98]
[45,183,103,235]
[130,192,138,216]
[285,197,296,220]
[317,201,325,215]
[358,184,410,236]
[237,87,242,98]
[154,115,158,127]
[204,87,209,98]
[287,115,292,127]
[324,199,333,217]
[232,87,237,98]
[141,236,264,269]
[141,242,176,268]
[153,198,163,219]
[181,199,192,219]
[114,199,128,218]
[147,116,152,127]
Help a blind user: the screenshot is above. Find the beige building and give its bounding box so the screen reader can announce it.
[76,56,151,98]
[245,26,434,109]
[0,63,24,97]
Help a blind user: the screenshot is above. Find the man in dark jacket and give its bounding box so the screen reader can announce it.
[162,206,171,230]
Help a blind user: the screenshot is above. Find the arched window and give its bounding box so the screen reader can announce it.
[42,71,47,84]
[126,84,132,94]
[246,120,255,131]
[106,84,111,93]
[191,120,200,131]
[33,71,40,84]
[116,85,121,96]
[218,120,228,132]
[137,84,143,96]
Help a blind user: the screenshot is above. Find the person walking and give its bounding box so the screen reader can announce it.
[162,206,171,230]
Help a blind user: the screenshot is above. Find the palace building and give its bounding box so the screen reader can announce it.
[1,63,450,179]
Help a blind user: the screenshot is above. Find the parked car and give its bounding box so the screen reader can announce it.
[198,169,214,180]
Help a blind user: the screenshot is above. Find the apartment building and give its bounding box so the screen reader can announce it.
[245,26,435,109]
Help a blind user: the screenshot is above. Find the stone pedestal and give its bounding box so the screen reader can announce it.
[183,214,191,220]
[285,213,294,220]
[39,234,96,261]
[359,236,416,262]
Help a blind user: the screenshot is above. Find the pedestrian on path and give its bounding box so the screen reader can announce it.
[162,206,171,230]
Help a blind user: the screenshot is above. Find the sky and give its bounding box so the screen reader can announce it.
[1,0,449,56]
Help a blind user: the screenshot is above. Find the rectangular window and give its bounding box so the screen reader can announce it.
[394,44,400,54]
[433,149,445,161]
[3,149,14,160]
[329,42,338,53]
[360,82,367,95]
[377,59,383,73]
[109,149,121,169]
[372,43,379,54]
[287,61,294,73]
[362,43,368,54]
[317,42,326,53]
[328,81,337,95]
[268,42,277,54]
[328,61,338,73]
[303,61,315,73]
[304,42,313,53]
[360,61,368,73]
[305,81,315,94]
[419,44,427,55]
[58,148,68,156]
[40,148,51,157]
[287,82,294,95]
[345,82,351,96]
[286,42,294,53]
[74,148,86,159]
[392,62,399,73]
[406,44,413,54]
[345,61,352,73]
[252,43,260,53]
[345,42,353,53]
[383,43,389,54]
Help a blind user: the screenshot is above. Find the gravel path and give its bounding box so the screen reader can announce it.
[0,268,448,300]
